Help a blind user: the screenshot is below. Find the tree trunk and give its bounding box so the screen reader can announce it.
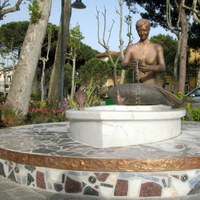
[40,27,52,101]
[71,57,76,97]
[5,0,51,116]
[196,69,200,87]
[173,35,181,93]
[48,0,71,106]
[41,59,46,101]
[119,0,125,85]
[178,7,188,94]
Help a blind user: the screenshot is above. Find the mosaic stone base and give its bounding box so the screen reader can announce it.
[1,159,200,198]
[0,160,200,198]
[0,121,200,198]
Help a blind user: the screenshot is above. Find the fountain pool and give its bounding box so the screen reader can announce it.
[66,105,186,148]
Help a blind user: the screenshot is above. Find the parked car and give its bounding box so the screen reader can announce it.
[186,87,200,107]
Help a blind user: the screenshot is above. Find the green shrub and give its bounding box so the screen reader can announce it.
[31,93,41,101]
[186,106,200,121]
[1,106,25,126]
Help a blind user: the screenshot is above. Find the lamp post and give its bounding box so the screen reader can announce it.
[60,0,86,108]
[71,0,86,9]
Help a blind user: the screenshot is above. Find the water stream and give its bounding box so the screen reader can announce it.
[135,60,141,105]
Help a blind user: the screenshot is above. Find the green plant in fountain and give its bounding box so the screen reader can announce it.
[67,79,101,109]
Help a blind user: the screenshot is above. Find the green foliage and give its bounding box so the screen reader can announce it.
[31,93,41,101]
[77,44,98,61]
[174,93,200,122]
[150,34,177,76]
[125,68,134,83]
[0,21,29,53]
[67,95,78,109]
[68,25,84,57]
[28,0,42,23]
[84,79,101,107]
[175,92,185,100]
[187,107,200,122]
[79,58,111,86]
[28,100,66,124]
[27,107,66,124]
[1,106,25,126]
[124,0,179,29]
[188,23,200,50]
[185,106,200,121]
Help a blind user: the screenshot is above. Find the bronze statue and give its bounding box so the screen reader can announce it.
[108,19,183,107]
[122,18,166,86]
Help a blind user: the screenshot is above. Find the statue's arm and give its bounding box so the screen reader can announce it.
[122,46,133,69]
[156,45,166,72]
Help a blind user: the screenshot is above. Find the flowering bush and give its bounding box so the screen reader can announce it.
[27,101,67,124]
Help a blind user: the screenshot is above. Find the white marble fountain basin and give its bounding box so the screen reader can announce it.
[66,105,186,148]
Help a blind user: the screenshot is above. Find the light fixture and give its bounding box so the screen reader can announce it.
[71,0,86,9]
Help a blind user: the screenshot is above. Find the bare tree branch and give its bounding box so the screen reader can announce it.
[40,27,52,101]
[0,0,23,19]
[181,0,200,23]
[102,7,107,47]
[166,0,180,37]
[96,6,114,51]
[107,19,115,47]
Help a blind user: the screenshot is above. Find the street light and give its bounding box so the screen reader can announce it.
[71,0,86,9]
[60,0,86,108]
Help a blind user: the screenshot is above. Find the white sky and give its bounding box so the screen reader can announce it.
[0,0,174,52]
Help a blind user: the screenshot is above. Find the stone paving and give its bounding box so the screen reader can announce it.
[0,121,200,160]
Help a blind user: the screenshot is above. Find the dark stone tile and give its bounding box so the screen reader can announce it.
[95,173,109,182]
[83,186,99,196]
[25,165,36,173]
[8,170,16,182]
[62,174,65,183]
[100,183,113,188]
[14,166,19,173]
[0,162,6,177]
[188,181,200,195]
[27,173,34,186]
[140,182,162,197]
[36,171,46,189]
[114,179,128,196]
[65,176,82,193]
[88,176,97,184]
[33,148,55,154]
[54,183,63,192]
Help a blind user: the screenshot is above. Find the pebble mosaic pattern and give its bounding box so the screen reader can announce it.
[0,121,200,198]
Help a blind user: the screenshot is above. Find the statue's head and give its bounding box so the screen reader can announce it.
[136,19,150,41]
[136,18,150,30]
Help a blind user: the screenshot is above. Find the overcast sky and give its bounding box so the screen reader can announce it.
[1,0,173,52]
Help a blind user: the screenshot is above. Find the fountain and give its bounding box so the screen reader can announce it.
[0,86,200,199]
[66,83,186,148]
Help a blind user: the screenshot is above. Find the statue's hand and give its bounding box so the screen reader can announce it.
[138,60,149,72]
[129,60,139,68]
